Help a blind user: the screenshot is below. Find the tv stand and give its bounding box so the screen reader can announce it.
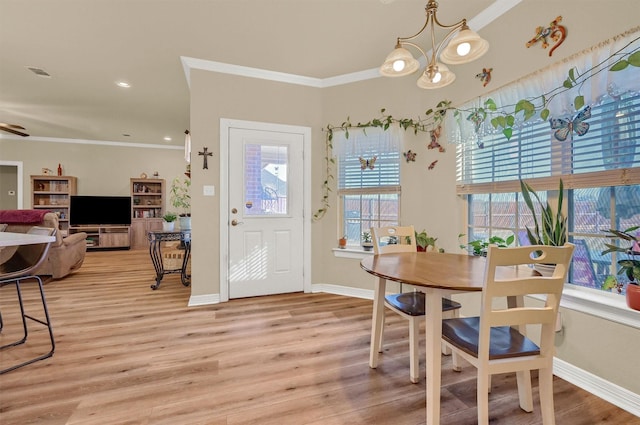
[69,225,131,250]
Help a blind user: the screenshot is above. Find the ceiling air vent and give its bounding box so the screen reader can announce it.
[26,66,51,78]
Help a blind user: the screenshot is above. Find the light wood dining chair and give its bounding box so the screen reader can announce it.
[441,243,575,425]
[371,225,462,383]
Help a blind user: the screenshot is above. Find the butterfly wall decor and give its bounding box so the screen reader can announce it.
[475,68,493,87]
[359,156,377,170]
[549,105,591,142]
[428,160,438,170]
[427,126,445,152]
[403,150,417,162]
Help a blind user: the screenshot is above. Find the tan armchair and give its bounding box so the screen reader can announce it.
[1,211,87,279]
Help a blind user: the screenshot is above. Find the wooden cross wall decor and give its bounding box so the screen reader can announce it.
[198,147,213,170]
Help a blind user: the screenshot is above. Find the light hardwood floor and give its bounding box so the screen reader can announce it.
[1,249,638,425]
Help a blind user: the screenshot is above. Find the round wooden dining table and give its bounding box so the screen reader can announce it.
[361,252,532,425]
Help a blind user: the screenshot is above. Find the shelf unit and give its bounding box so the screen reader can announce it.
[31,175,77,236]
[131,178,164,219]
[130,178,165,249]
[69,225,131,250]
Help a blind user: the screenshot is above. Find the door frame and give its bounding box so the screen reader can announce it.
[219,118,312,302]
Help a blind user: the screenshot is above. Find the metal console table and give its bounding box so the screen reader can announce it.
[148,230,191,290]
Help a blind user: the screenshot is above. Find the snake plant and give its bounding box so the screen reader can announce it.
[520,179,567,246]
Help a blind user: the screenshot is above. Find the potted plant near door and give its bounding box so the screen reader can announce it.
[601,226,640,311]
[162,212,177,232]
[520,179,567,276]
[170,176,191,230]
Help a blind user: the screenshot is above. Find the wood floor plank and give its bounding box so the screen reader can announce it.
[0,249,638,425]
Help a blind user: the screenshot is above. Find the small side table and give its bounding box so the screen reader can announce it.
[148,230,191,290]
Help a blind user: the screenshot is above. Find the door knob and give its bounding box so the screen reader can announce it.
[231,219,244,226]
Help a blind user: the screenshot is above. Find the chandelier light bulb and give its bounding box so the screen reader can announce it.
[432,72,442,83]
[456,42,471,56]
[393,60,406,72]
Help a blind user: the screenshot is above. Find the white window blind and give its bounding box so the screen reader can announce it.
[452,28,640,191]
[335,126,401,192]
[457,92,640,190]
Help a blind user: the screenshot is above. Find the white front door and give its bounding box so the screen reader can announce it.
[224,123,306,299]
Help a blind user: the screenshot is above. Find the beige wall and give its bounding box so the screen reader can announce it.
[187,1,640,397]
[0,139,185,212]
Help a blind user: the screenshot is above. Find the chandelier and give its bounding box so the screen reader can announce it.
[380,0,489,89]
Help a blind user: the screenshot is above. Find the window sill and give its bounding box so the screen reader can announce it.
[332,247,374,259]
[531,284,640,330]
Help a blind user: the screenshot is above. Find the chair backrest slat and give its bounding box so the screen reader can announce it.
[488,279,564,298]
[371,226,416,255]
[488,308,557,327]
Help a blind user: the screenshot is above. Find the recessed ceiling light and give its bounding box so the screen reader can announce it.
[164,136,172,142]
[116,81,131,88]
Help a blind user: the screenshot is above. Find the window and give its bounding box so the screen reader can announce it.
[459,92,640,293]
[243,144,288,216]
[335,128,401,246]
[453,29,640,304]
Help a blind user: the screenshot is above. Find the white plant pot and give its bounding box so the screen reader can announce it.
[162,221,175,232]
[179,216,191,230]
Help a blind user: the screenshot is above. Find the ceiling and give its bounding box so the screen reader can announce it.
[0,0,501,147]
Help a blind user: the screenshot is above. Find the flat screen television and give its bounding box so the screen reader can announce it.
[70,196,132,226]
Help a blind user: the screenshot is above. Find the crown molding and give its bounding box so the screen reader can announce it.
[0,134,182,150]
[181,0,523,89]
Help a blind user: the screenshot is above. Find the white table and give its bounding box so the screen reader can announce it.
[0,231,56,247]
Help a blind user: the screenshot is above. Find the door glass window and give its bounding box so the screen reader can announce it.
[244,144,288,216]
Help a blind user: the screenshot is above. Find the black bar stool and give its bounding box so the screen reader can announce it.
[0,226,56,374]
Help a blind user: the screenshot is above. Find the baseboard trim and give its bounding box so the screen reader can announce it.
[553,357,640,417]
[311,283,372,300]
[188,293,220,307]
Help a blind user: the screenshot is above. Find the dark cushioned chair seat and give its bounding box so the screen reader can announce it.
[385,292,461,317]
[442,317,540,360]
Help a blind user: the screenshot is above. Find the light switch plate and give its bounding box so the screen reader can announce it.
[203,185,215,196]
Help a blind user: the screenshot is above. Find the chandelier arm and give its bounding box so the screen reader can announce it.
[397,41,429,64]
[433,22,467,57]
[394,10,468,66]
[432,14,467,31]
[396,13,434,44]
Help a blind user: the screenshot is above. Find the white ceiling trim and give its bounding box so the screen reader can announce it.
[181,56,324,88]
[181,0,523,89]
[0,134,183,150]
[470,0,524,30]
